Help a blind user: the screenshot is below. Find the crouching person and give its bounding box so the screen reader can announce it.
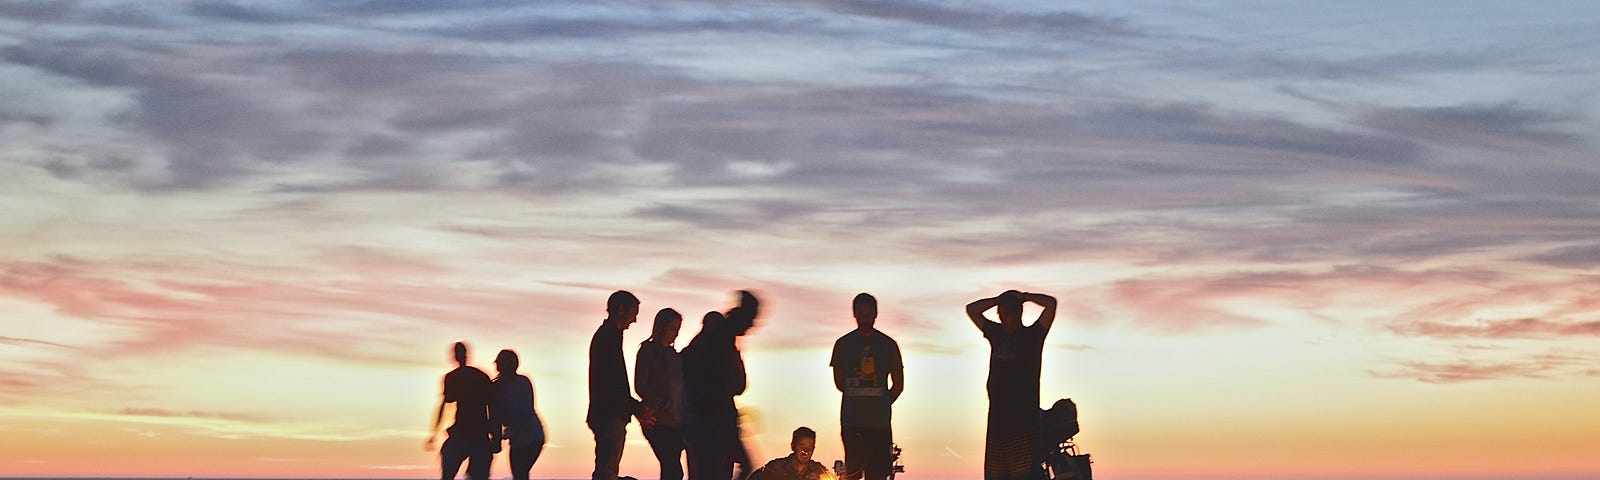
[750,427,833,480]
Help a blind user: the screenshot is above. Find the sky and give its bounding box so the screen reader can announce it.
[2,1,1599,479]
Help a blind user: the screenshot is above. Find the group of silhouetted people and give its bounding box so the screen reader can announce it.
[428,288,1058,480]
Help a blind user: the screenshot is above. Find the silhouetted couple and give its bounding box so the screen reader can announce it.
[427,342,547,480]
[587,289,761,480]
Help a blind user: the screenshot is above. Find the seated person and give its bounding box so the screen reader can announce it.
[750,426,833,480]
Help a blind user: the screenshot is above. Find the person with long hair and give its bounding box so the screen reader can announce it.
[638,308,688,480]
[492,349,546,480]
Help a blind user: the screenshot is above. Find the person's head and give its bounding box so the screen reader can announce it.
[725,290,759,337]
[702,310,725,329]
[651,308,683,346]
[852,292,877,332]
[996,290,1024,326]
[494,349,519,376]
[607,290,641,329]
[452,341,468,365]
[790,426,817,464]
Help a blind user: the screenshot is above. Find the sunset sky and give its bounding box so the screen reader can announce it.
[3,2,1599,479]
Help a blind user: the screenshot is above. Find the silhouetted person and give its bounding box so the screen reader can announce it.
[428,341,496,480]
[589,290,655,480]
[638,308,688,480]
[748,427,830,480]
[682,290,761,480]
[966,290,1057,480]
[493,349,546,480]
[830,293,904,480]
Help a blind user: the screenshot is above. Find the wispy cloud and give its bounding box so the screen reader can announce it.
[1371,352,1591,384]
[1391,318,1600,340]
[0,336,71,348]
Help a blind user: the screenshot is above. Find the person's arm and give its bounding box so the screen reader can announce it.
[730,350,747,396]
[634,347,663,430]
[887,340,905,404]
[487,386,502,442]
[635,347,663,409]
[888,369,905,404]
[486,391,503,444]
[830,341,847,393]
[966,296,998,331]
[425,397,445,450]
[1025,292,1058,333]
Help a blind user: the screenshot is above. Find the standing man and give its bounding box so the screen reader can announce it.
[589,290,655,480]
[966,290,1057,480]
[428,341,496,480]
[829,293,904,480]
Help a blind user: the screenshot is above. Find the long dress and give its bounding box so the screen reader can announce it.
[981,321,1047,480]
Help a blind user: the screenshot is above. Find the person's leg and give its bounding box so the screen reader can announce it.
[682,425,703,480]
[860,428,892,480]
[439,437,469,480]
[710,424,736,480]
[530,440,548,476]
[466,438,495,480]
[686,424,734,480]
[645,426,686,480]
[590,417,628,480]
[983,422,1033,480]
[841,426,865,480]
[731,425,753,480]
[510,441,540,480]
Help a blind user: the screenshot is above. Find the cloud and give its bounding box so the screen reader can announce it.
[2,40,335,190]
[1523,243,1600,269]
[1083,276,1275,334]
[1371,352,1590,384]
[119,407,269,424]
[634,199,823,230]
[0,336,72,348]
[0,256,594,368]
[1390,318,1600,339]
[1360,102,1585,150]
[786,0,1140,38]
[1373,359,1553,384]
[187,1,306,24]
[0,0,78,22]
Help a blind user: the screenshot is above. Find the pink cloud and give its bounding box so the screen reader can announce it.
[1391,317,1600,339]
[0,256,599,369]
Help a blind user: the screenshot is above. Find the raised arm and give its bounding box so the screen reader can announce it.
[1025,292,1058,333]
[966,296,998,331]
